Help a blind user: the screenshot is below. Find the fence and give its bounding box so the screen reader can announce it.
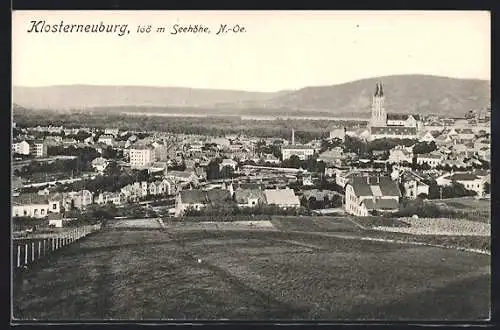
[12,224,101,270]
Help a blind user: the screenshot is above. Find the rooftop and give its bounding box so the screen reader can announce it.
[371,127,417,135]
[348,176,401,198]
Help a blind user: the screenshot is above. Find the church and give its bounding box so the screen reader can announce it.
[368,82,421,141]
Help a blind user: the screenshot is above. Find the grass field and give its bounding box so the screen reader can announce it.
[437,197,490,211]
[12,218,490,321]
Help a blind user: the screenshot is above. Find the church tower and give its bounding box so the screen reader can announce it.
[370,82,387,127]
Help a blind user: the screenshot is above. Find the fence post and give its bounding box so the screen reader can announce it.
[17,244,21,268]
[31,242,35,262]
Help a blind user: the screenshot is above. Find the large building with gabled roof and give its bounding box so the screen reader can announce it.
[344,175,401,216]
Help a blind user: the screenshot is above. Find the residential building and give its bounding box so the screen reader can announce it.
[104,128,119,136]
[12,193,61,218]
[67,190,94,210]
[31,140,47,158]
[370,126,418,140]
[388,146,413,164]
[234,188,266,208]
[281,145,315,161]
[329,127,346,141]
[456,128,475,141]
[96,192,125,205]
[98,134,115,146]
[260,153,280,164]
[91,157,109,173]
[220,158,238,170]
[166,170,199,186]
[416,152,445,168]
[400,173,430,199]
[263,188,300,209]
[175,190,208,216]
[418,131,435,143]
[344,176,401,216]
[12,140,30,155]
[436,173,487,197]
[318,147,346,165]
[129,145,156,168]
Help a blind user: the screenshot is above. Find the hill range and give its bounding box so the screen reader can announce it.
[13,75,490,118]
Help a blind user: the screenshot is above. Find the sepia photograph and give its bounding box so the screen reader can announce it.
[11,10,491,322]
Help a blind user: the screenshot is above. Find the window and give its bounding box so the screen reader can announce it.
[24,210,27,216]
[41,209,45,215]
[52,203,57,210]
[34,209,38,215]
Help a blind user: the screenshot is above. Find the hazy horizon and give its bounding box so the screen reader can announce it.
[12,73,491,93]
[13,11,490,92]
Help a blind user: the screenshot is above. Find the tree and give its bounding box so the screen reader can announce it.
[412,141,437,155]
[484,182,490,194]
[105,160,121,177]
[220,165,235,179]
[283,155,301,169]
[206,160,220,180]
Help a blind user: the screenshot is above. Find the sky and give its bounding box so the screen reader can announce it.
[12,11,491,92]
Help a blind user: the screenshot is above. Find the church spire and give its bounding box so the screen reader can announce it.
[374,83,380,97]
[379,82,384,97]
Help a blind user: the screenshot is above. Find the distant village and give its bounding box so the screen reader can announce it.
[11,82,491,227]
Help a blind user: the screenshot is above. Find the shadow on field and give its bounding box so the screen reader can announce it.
[58,240,174,258]
[94,254,114,319]
[173,249,312,319]
[341,274,490,321]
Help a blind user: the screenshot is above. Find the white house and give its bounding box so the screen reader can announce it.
[104,128,119,136]
[98,134,115,146]
[91,157,109,173]
[175,190,207,216]
[436,172,487,197]
[12,140,30,155]
[281,145,315,161]
[264,188,300,209]
[402,177,429,199]
[96,192,125,205]
[416,152,445,168]
[12,193,61,218]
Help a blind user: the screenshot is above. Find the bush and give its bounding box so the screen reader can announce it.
[394,199,458,218]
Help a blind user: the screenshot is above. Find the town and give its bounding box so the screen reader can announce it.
[11,83,491,230]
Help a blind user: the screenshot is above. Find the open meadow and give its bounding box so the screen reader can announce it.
[13,218,490,321]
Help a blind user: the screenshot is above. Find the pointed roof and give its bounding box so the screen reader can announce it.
[374,82,384,97]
